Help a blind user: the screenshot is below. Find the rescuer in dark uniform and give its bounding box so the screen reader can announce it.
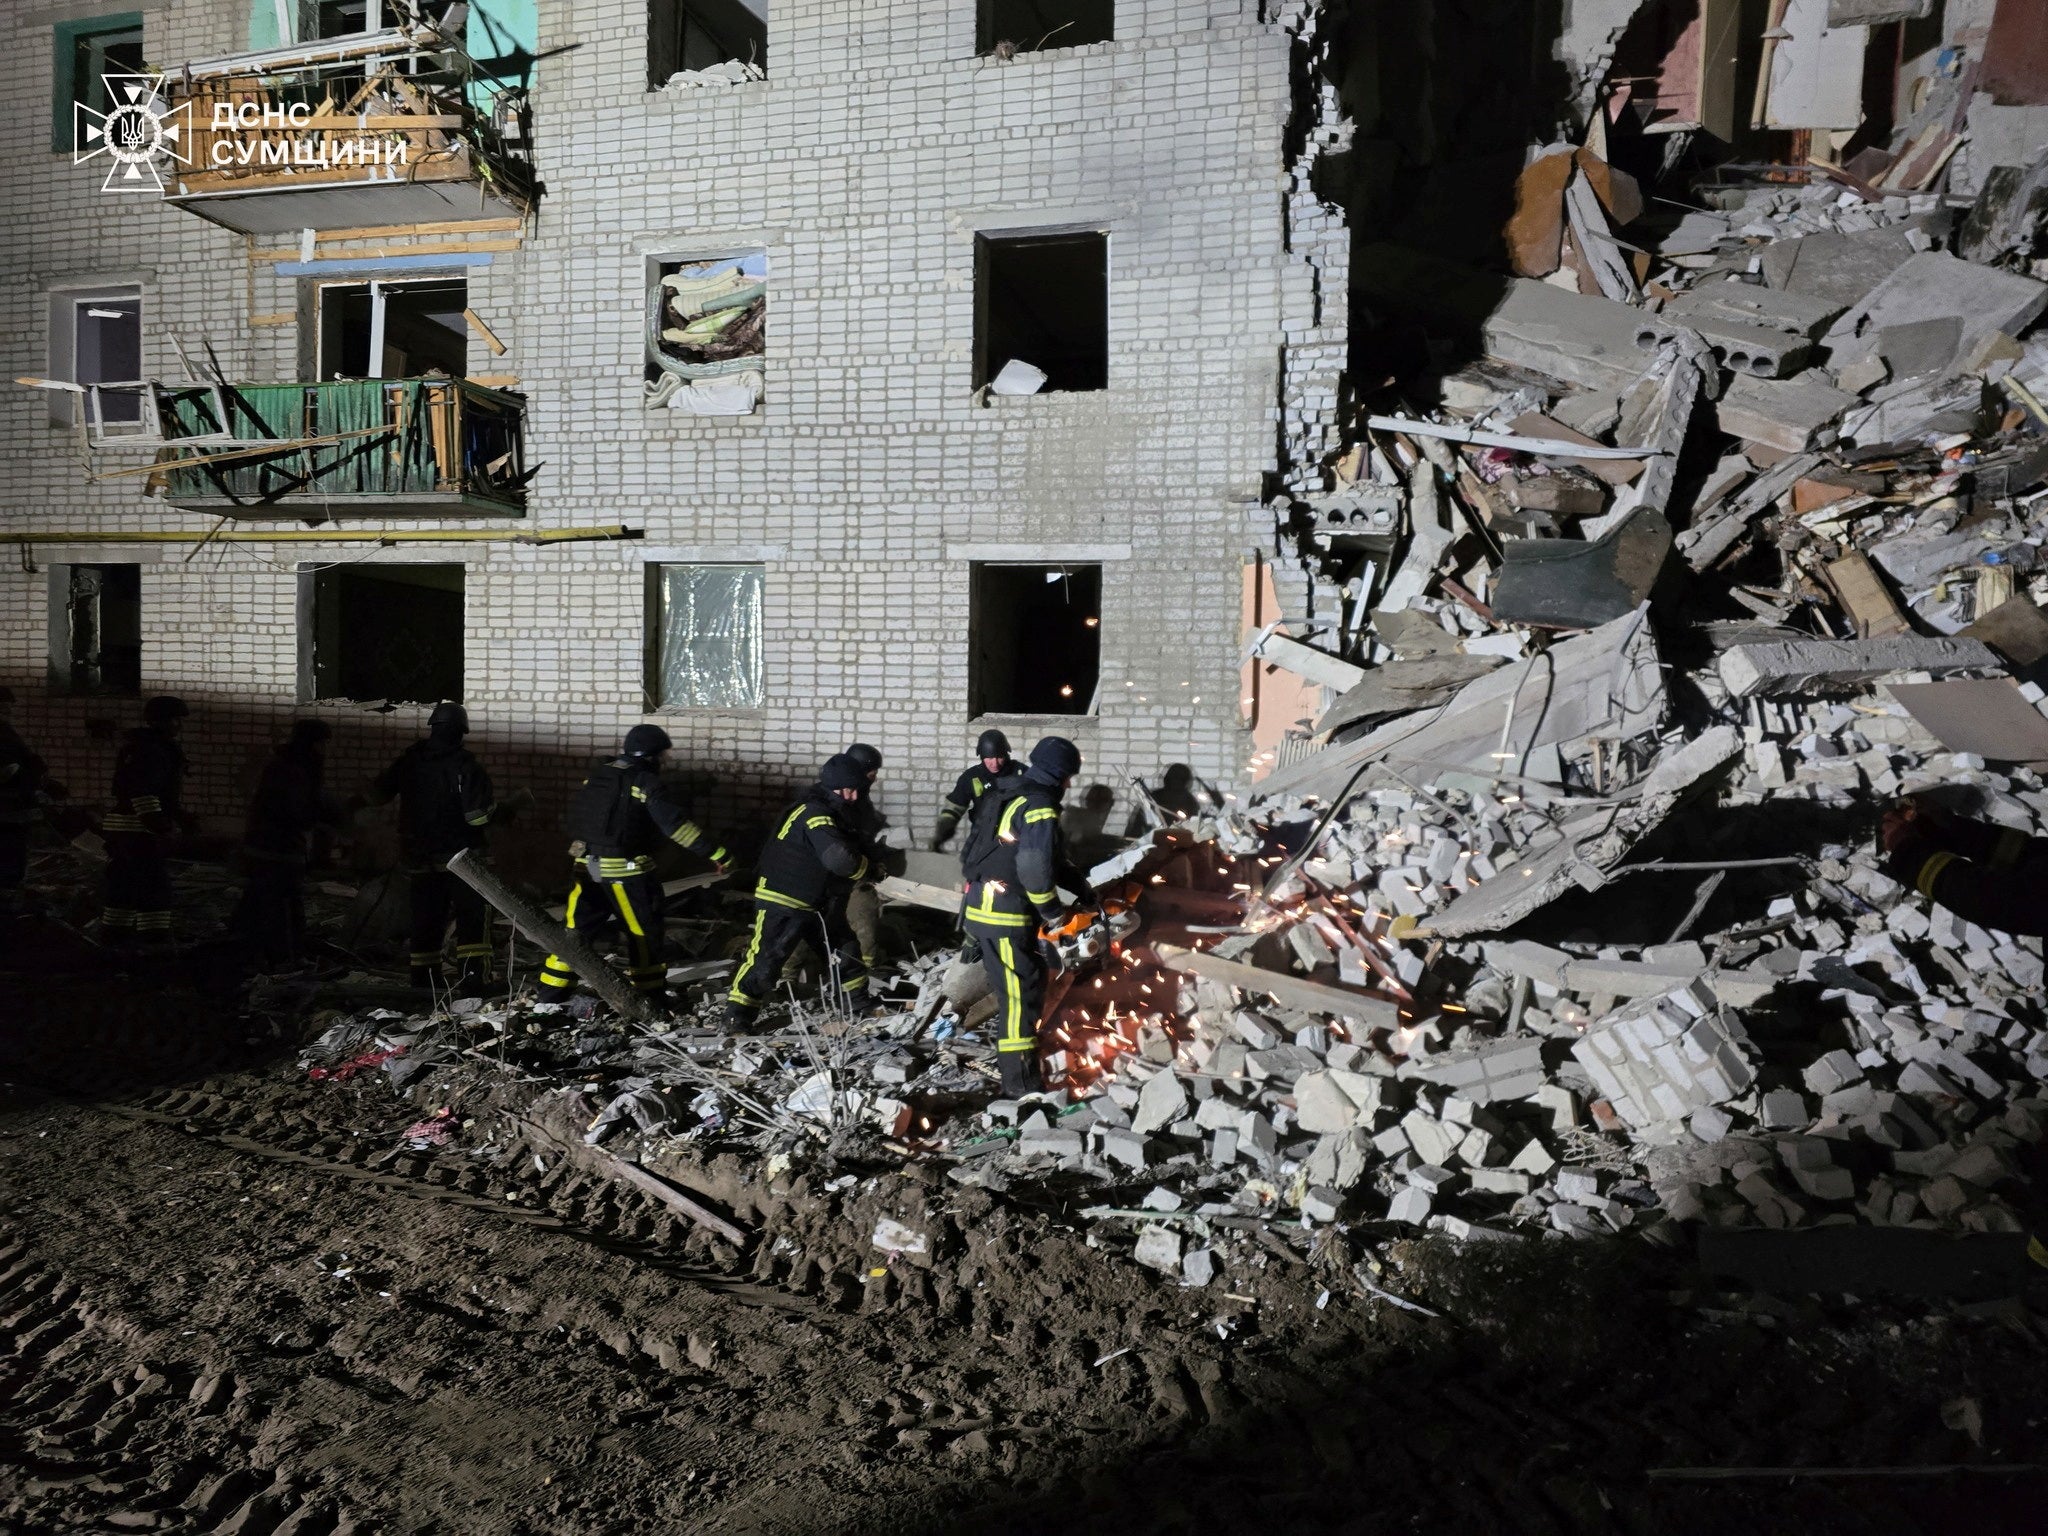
[1881,794,2048,937]
[725,753,872,1031]
[842,741,888,969]
[960,736,1095,1096]
[540,724,730,1006]
[367,702,499,991]
[232,718,348,966]
[930,729,1021,851]
[0,687,61,916]
[102,695,191,945]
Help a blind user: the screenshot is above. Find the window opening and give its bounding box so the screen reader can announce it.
[646,565,765,709]
[54,564,142,696]
[978,0,1113,57]
[317,278,468,380]
[971,564,1101,716]
[51,288,143,427]
[646,251,767,415]
[975,231,1108,394]
[53,14,144,151]
[308,564,464,704]
[649,0,767,86]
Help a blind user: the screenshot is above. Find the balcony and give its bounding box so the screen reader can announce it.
[159,23,533,236]
[151,377,530,518]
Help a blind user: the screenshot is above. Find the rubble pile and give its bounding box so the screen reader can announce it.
[307,3,2048,1289]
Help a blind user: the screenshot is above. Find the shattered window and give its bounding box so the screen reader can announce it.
[52,564,141,697]
[648,564,765,710]
[51,287,143,427]
[54,16,145,151]
[307,564,464,705]
[646,251,767,416]
[978,0,1113,57]
[975,230,1108,395]
[971,563,1100,716]
[648,0,767,87]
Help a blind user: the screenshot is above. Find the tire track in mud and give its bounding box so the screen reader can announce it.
[0,1234,355,1536]
[86,1096,815,1317]
[8,1058,2045,1534]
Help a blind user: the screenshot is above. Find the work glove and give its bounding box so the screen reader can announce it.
[1880,819,1943,890]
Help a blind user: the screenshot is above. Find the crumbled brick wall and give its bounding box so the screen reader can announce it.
[0,0,1320,868]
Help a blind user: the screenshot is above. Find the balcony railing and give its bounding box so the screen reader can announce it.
[159,23,533,235]
[152,377,529,517]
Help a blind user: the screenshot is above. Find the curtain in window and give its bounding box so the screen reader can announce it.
[657,565,763,708]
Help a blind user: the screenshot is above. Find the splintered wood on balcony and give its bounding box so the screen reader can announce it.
[159,33,534,235]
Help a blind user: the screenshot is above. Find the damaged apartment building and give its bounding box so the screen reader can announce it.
[0,0,1355,859]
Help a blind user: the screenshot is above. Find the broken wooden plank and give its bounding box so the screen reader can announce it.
[523,1105,750,1247]
[1151,943,1401,1028]
[1823,552,1909,638]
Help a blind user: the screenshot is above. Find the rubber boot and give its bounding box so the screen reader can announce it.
[998,1049,1042,1098]
[721,1001,756,1036]
[409,965,438,990]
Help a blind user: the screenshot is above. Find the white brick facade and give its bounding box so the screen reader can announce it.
[0,0,1317,871]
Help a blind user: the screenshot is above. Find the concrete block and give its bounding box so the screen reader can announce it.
[1760,1089,1811,1129]
[1386,1187,1434,1225]
[1131,1070,1189,1135]
[1098,1127,1149,1172]
[1301,1186,1343,1223]
[1133,1226,1184,1273]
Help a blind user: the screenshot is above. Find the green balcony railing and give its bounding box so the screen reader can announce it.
[154,377,528,513]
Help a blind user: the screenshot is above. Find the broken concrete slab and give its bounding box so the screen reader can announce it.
[1718,636,2002,698]
[1256,606,1665,802]
[1659,280,1844,339]
[1415,725,1744,940]
[1397,1035,1547,1104]
[1316,654,1507,736]
[1825,252,2048,374]
[1714,373,1859,452]
[1248,628,1366,692]
[1760,227,1918,309]
[1353,243,1673,393]
[1482,940,1781,1008]
[1490,509,1671,631]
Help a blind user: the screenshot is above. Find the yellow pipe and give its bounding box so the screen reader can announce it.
[0,525,638,545]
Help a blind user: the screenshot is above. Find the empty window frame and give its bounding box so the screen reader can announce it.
[49,287,143,427]
[648,0,767,86]
[975,231,1108,394]
[316,278,468,380]
[970,564,1100,717]
[978,0,1113,57]
[52,13,144,151]
[646,564,765,709]
[304,564,464,704]
[307,0,379,39]
[646,252,767,415]
[50,564,142,696]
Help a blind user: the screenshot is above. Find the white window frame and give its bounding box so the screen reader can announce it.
[48,284,144,430]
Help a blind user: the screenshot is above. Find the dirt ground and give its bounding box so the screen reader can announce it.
[4,970,2048,1536]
